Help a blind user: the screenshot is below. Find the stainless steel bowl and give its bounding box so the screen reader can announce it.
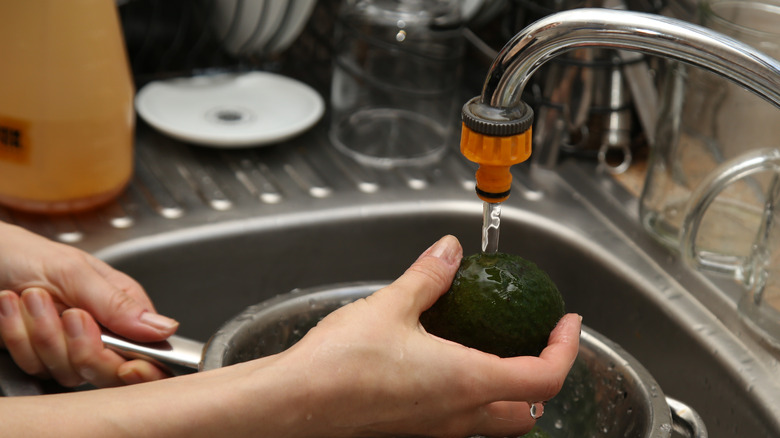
[94,282,705,436]
[202,282,706,438]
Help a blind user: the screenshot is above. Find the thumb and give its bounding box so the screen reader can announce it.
[377,235,462,320]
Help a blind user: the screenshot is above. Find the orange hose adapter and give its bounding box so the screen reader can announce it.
[460,97,535,203]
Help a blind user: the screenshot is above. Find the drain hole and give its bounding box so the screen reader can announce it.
[206,106,256,125]
[216,110,245,122]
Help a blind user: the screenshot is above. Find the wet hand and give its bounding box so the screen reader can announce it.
[278,235,581,438]
[0,221,177,387]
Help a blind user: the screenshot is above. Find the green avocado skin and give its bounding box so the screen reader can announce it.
[420,252,565,358]
[524,426,553,438]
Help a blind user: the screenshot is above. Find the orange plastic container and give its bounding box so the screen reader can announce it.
[0,0,134,214]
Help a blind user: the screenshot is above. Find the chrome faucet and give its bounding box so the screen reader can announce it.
[475,8,780,113]
[459,8,780,254]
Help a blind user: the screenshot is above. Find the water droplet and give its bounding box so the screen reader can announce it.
[529,401,545,419]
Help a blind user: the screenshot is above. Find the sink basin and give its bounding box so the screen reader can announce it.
[98,181,779,437]
[1,127,778,437]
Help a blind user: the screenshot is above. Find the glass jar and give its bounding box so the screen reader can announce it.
[329,0,465,168]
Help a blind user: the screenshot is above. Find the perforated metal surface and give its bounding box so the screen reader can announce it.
[0,122,537,254]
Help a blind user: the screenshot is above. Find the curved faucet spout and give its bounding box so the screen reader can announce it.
[480,8,780,110]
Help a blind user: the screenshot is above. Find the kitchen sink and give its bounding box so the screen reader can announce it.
[1,125,779,437]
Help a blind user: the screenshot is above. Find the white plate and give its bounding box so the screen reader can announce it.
[245,0,288,54]
[211,0,268,56]
[266,0,316,54]
[227,0,266,55]
[135,72,324,148]
[210,0,237,42]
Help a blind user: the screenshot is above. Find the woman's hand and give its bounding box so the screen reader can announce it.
[274,235,581,438]
[0,221,177,387]
[0,233,579,438]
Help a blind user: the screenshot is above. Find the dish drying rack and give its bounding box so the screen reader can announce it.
[118,0,336,88]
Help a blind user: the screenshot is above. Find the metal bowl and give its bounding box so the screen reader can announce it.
[203,282,706,438]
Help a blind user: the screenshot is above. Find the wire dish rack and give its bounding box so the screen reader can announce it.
[118,0,337,88]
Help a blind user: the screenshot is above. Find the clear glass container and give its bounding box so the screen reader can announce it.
[329,0,464,168]
[641,0,780,346]
[639,0,780,251]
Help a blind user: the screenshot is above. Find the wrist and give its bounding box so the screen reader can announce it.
[224,353,315,438]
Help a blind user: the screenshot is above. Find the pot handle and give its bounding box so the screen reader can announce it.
[667,396,708,438]
[101,333,205,375]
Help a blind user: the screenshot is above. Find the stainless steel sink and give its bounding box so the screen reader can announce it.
[1,124,779,437]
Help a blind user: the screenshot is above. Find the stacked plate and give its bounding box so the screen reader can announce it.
[210,0,317,57]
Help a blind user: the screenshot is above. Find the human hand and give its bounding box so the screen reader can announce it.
[275,235,581,438]
[0,221,178,387]
[0,234,579,438]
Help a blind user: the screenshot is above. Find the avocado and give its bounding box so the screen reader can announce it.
[420,252,565,358]
[524,425,553,438]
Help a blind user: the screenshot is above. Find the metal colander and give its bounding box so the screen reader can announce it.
[202,282,707,438]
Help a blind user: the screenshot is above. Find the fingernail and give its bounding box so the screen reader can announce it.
[79,366,97,382]
[62,310,84,338]
[20,288,46,317]
[140,311,179,332]
[428,235,460,264]
[0,291,16,318]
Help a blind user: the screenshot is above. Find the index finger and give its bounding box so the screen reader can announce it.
[53,256,176,343]
[83,255,156,311]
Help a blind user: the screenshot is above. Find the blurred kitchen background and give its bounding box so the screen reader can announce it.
[2,2,780,436]
[110,0,713,199]
[120,0,675,173]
